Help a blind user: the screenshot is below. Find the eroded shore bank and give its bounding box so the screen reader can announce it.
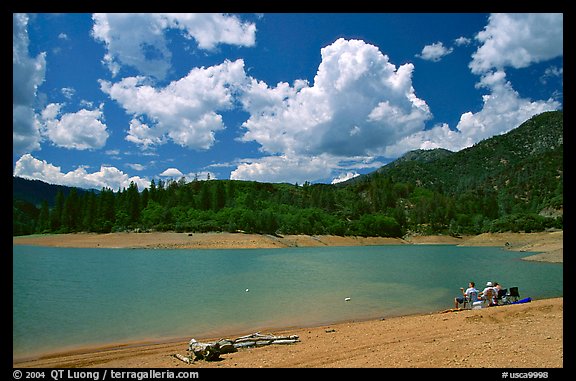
[13,230,563,263]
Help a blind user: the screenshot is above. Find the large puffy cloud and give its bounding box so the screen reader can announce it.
[13,13,46,155]
[100,59,248,150]
[470,13,563,74]
[39,103,109,150]
[14,154,150,191]
[232,38,432,183]
[239,38,432,158]
[92,13,256,80]
[101,37,426,184]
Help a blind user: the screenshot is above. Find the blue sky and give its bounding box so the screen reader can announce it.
[13,13,563,190]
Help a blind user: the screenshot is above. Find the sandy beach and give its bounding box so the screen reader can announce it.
[14,297,563,368]
[13,230,563,368]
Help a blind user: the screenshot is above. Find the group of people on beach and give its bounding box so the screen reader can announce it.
[454,281,503,309]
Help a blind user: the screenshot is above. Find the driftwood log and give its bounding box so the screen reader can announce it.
[181,332,300,362]
[173,353,191,364]
[188,338,236,361]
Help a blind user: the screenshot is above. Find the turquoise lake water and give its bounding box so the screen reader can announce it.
[13,244,563,358]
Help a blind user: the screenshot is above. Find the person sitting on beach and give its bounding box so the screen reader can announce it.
[493,282,502,293]
[454,281,478,309]
[479,281,497,306]
[493,282,506,305]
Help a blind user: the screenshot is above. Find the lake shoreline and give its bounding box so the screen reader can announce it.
[14,297,563,368]
[13,231,563,367]
[13,230,563,263]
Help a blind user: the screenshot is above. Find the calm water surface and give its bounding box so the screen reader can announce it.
[13,244,563,358]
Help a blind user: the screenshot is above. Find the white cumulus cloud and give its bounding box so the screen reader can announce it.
[387,13,563,157]
[14,154,150,191]
[239,38,432,158]
[470,13,563,74]
[163,13,257,50]
[39,103,109,150]
[92,13,256,80]
[385,70,561,156]
[159,168,184,178]
[331,172,360,185]
[13,13,46,155]
[417,41,453,62]
[455,70,561,140]
[231,38,432,183]
[101,59,248,151]
[230,154,336,185]
[456,13,563,146]
[160,167,215,181]
[454,36,471,46]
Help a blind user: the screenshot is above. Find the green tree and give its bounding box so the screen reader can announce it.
[50,190,65,231]
[62,188,81,232]
[95,188,115,233]
[214,181,226,211]
[141,200,165,227]
[81,191,97,232]
[199,182,211,210]
[37,200,50,233]
[126,181,141,224]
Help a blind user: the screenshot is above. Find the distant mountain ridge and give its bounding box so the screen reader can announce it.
[13,177,100,236]
[13,176,95,207]
[344,110,563,196]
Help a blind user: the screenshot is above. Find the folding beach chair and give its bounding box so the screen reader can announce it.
[506,287,520,303]
[495,288,507,305]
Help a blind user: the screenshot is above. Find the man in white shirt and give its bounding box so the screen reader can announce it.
[454,281,479,309]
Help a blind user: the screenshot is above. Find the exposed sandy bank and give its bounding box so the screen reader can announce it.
[14,297,563,368]
[13,230,563,263]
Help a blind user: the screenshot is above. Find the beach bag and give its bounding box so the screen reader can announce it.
[510,297,532,305]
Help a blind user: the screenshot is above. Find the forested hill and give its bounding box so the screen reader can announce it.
[345,110,563,205]
[13,110,563,237]
[13,176,96,207]
[377,110,562,194]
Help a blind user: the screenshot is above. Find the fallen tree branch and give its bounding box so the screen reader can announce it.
[187,332,300,361]
[173,353,191,364]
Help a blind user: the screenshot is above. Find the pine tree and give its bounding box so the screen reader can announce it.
[37,200,50,233]
[214,181,226,211]
[50,190,64,231]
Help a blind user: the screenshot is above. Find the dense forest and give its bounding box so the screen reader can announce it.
[13,111,563,237]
